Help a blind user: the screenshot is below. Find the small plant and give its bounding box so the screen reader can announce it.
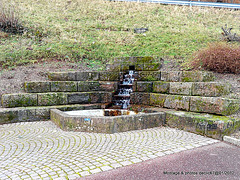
[0,1,24,34]
[191,43,240,74]
[222,24,240,42]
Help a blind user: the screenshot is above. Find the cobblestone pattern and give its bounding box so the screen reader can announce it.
[0,121,219,180]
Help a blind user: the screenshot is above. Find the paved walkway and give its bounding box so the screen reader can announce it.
[0,121,219,180]
[82,142,240,180]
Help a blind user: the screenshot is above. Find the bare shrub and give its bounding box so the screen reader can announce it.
[191,43,240,74]
[222,24,240,42]
[0,1,24,34]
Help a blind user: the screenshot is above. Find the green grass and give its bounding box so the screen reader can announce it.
[0,0,239,69]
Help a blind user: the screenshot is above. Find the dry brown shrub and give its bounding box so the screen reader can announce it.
[0,1,24,34]
[192,43,240,74]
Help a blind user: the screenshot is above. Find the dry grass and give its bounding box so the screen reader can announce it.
[0,0,240,68]
[0,0,24,34]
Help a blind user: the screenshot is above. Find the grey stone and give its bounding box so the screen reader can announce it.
[51,81,77,92]
[48,72,76,81]
[38,93,68,106]
[152,81,170,93]
[76,71,99,81]
[24,82,50,93]
[190,96,240,115]
[78,81,100,91]
[169,82,192,95]
[164,95,190,111]
[1,93,38,108]
[67,92,91,104]
[136,82,153,92]
[192,82,231,97]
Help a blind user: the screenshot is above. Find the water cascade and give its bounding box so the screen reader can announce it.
[113,70,135,109]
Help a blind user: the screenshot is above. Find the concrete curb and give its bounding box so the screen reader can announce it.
[223,136,240,146]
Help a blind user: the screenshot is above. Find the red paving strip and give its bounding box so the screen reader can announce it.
[80,142,240,180]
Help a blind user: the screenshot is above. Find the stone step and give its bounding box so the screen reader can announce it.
[0,104,107,124]
[1,92,113,108]
[106,56,159,71]
[24,81,118,93]
[136,81,231,97]
[130,92,240,116]
[48,71,215,82]
[165,110,240,140]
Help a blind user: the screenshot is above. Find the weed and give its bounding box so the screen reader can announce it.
[0,0,24,34]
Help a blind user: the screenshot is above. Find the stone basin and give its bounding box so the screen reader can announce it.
[64,109,138,116]
[50,108,165,133]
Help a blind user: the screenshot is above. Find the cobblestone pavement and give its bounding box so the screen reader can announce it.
[0,121,219,180]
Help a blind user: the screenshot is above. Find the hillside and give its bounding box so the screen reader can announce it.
[0,0,240,69]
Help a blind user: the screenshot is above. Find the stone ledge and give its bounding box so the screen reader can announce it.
[165,110,240,140]
[50,108,165,133]
[0,104,106,125]
[151,82,231,97]
[130,92,240,115]
[2,92,113,108]
[190,96,240,116]
[223,136,240,146]
[25,81,118,93]
[161,71,215,82]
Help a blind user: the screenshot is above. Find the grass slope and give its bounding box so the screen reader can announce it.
[0,0,239,68]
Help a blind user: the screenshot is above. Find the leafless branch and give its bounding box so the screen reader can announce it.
[221,24,240,42]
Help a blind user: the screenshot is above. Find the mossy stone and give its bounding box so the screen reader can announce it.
[1,93,38,108]
[51,81,77,92]
[38,93,68,106]
[24,82,50,93]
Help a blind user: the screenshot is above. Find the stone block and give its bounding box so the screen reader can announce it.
[67,92,91,104]
[169,82,192,95]
[35,108,50,120]
[24,81,50,93]
[25,108,37,121]
[190,96,240,115]
[136,82,153,92]
[134,63,144,71]
[115,56,154,64]
[137,71,161,81]
[99,82,118,92]
[160,71,169,81]
[150,93,167,107]
[0,109,18,124]
[143,63,161,71]
[192,82,231,97]
[90,92,112,103]
[78,81,100,91]
[106,63,120,71]
[48,72,76,81]
[99,72,119,81]
[38,93,68,106]
[153,81,170,93]
[1,93,38,108]
[181,71,215,82]
[51,81,77,92]
[130,92,150,105]
[164,95,190,111]
[166,111,240,140]
[165,111,201,134]
[76,71,99,81]
[18,109,29,122]
[168,71,182,82]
